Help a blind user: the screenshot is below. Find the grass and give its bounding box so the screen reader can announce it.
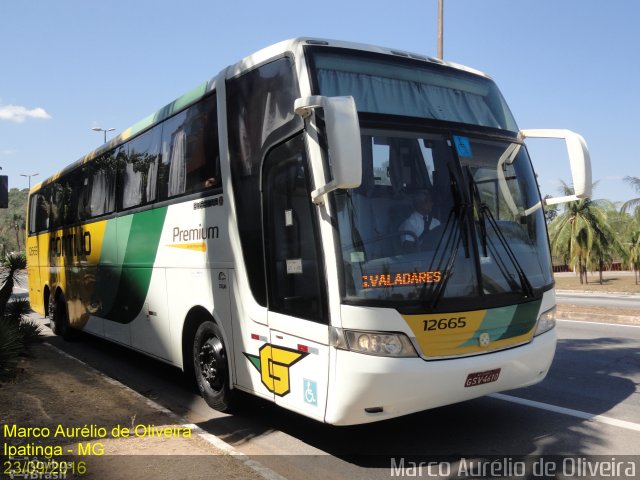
[554,271,640,294]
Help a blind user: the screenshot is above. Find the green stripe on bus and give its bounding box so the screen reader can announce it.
[102,207,168,323]
[498,300,541,340]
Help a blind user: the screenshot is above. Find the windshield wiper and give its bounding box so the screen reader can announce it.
[428,206,467,309]
[467,168,488,258]
[423,165,469,309]
[466,167,534,299]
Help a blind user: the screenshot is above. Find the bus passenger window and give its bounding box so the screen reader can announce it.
[158,94,219,200]
[30,190,50,233]
[88,153,117,217]
[50,178,79,229]
[120,126,161,210]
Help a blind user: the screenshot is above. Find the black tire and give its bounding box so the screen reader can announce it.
[192,321,234,412]
[48,295,61,336]
[50,294,76,341]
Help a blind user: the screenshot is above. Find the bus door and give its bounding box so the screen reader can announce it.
[262,135,330,421]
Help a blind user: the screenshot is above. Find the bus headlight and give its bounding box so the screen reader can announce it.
[534,307,556,336]
[331,328,417,357]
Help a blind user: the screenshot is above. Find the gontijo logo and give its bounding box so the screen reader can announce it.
[244,344,308,396]
[50,230,91,258]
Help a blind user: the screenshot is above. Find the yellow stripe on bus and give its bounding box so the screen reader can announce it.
[166,242,207,252]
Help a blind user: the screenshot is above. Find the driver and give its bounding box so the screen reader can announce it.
[400,189,440,251]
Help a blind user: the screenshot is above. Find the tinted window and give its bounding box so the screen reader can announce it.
[28,194,37,234]
[121,126,161,210]
[309,47,518,131]
[75,166,93,221]
[50,175,77,229]
[87,152,118,218]
[159,94,219,200]
[226,57,302,306]
[263,135,326,322]
[29,190,50,233]
[32,94,220,230]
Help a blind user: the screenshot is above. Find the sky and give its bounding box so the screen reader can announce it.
[1,0,638,204]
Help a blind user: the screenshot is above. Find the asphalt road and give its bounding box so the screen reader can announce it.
[39,316,640,480]
[556,291,640,310]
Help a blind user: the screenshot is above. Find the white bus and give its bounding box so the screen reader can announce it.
[27,38,591,425]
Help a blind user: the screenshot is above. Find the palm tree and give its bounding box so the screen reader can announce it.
[11,214,25,253]
[626,230,640,285]
[621,176,640,216]
[0,253,27,314]
[0,253,41,380]
[548,181,615,284]
[588,203,628,283]
[589,222,624,284]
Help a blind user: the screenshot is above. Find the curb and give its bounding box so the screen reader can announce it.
[43,343,287,480]
[555,289,640,326]
[557,289,640,297]
[556,311,640,326]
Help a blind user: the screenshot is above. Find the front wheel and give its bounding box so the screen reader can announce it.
[192,321,235,412]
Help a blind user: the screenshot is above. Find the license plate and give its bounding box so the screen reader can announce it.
[464,368,501,388]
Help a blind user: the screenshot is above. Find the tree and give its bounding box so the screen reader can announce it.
[0,253,27,313]
[12,213,24,252]
[587,201,627,283]
[625,230,640,285]
[621,176,640,216]
[0,188,28,253]
[548,181,616,284]
[589,220,624,284]
[543,195,559,223]
[0,253,42,380]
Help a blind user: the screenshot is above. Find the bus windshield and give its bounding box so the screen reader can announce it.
[335,130,553,307]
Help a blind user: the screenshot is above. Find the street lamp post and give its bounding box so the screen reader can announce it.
[92,127,115,143]
[20,172,39,190]
[437,0,444,59]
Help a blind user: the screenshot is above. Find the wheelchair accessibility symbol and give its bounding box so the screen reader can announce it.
[303,379,317,407]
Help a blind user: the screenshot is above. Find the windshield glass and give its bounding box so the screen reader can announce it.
[308,47,518,132]
[335,129,553,308]
[462,138,553,296]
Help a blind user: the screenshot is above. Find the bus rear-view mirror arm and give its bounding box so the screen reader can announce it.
[519,129,592,208]
[294,95,362,205]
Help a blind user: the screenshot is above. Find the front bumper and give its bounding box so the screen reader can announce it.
[324,328,556,425]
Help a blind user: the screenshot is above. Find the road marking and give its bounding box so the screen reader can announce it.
[491,393,640,432]
[558,319,640,329]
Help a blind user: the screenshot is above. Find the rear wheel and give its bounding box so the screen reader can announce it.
[192,321,235,412]
[50,294,75,341]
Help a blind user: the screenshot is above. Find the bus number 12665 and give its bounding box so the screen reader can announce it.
[423,317,467,331]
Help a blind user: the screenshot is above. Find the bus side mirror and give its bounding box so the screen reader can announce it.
[294,95,362,204]
[519,129,592,206]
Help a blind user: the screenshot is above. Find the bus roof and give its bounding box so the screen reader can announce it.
[33,38,492,192]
